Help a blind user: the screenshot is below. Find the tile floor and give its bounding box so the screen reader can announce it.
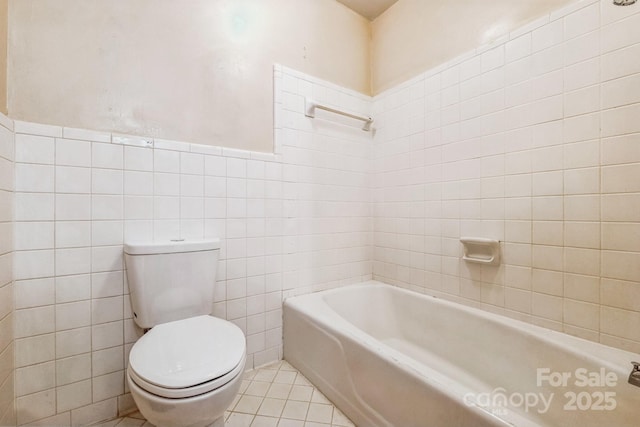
[96,361,355,427]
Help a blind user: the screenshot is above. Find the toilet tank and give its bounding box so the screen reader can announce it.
[124,239,220,329]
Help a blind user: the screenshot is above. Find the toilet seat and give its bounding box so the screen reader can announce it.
[128,315,246,399]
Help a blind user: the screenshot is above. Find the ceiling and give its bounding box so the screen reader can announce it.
[336,0,400,20]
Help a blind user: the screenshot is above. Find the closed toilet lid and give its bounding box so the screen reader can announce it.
[129,315,246,391]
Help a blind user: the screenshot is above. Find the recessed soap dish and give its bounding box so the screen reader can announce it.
[460,237,500,266]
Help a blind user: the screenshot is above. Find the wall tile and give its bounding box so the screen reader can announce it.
[56,328,91,359]
[15,163,54,193]
[92,321,124,351]
[56,301,91,331]
[600,11,640,53]
[15,334,55,368]
[55,248,92,276]
[565,85,600,117]
[124,146,153,171]
[56,221,91,249]
[56,194,91,221]
[14,222,54,251]
[532,45,564,76]
[601,42,640,82]
[602,73,640,109]
[15,134,54,165]
[602,163,640,193]
[532,19,564,52]
[15,361,55,396]
[70,398,117,427]
[601,133,640,166]
[92,169,123,195]
[602,101,640,138]
[15,193,54,221]
[601,222,640,252]
[564,298,599,330]
[92,142,123,169]
[0,119,15,424]
[16,389,56,425]
[601,194,640,221]
[93,371,124,402]
[14,250,54,280]
[15,278,55,309]
[601,278,640,311]
[601,306,640,342]
[154,149,180,173]
[564,221,600,249]
[55,274,91,304]
[92,346,124,377]
[56,353,91,386]
[57,380,92,413]
[180,152,204,175]
[56,138,91,167]
[564,272,600,303]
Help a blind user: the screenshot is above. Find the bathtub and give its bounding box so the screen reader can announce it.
[283,281,640,427]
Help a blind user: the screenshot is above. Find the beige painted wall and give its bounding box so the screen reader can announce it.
[371,0,577,93]
[0,0,7,115]
[8,0,370,152]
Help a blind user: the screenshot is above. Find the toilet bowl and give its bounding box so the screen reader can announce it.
[127,315,246,427]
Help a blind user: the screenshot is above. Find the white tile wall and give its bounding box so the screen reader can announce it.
[372,0,640,354]
[9,66,372,425]
[0,114,15,427]
[274,66,373,300]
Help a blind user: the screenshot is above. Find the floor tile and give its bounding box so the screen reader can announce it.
[310,390,331,404]
[115,418,145,427]
[266,382,292,399]
[288,385,313,402]
[246,380,271,397]
[294,375,312,386]
[227,412,255,427]
[254,369,278,382]
[306,403,333,424]
[332,408,354,427]
[235,395,264,414]
[257,398,285,417]
[277,419,304,427]
[251,415,279,427]
[273,371,297,384]
[281,400,309,420]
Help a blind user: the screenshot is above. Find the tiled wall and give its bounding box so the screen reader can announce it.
[9,65,372,426]
[372,0,640,353]
[274,66,373,298]
[0,114,15,426]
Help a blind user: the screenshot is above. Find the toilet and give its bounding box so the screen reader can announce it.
[124,239,246,427]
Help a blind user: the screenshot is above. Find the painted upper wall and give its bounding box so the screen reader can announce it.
[8,0,370,152]
[0,0,7,115]
[371,0,577,93]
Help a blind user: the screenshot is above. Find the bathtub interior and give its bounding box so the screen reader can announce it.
[322,283,630,392]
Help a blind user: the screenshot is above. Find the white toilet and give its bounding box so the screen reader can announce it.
[124,239,246,427]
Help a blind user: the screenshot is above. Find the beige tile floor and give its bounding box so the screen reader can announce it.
[98,361,355,427]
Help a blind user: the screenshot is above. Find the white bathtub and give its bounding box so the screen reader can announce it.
[284,281,640,427]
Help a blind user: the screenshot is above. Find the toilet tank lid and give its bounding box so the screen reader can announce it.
[124,239,220,255]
